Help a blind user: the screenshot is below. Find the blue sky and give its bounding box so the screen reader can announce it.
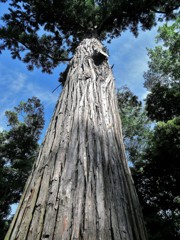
[0,2,160,141]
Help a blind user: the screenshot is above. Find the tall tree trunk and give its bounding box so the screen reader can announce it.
[5,38,147,240]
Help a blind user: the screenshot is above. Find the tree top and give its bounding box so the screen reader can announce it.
[0,0,179,74]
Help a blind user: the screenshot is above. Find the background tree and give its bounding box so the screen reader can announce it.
[133,118,180,240]
[116,87,179,239]
[0,97,44,240]
[117,86,151,163]
[133,18,180,239]
[0,1,179,239]
[144,17,180,90]
[145,83,180,121]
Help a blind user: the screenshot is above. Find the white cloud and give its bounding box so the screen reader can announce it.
[141,90,150,101]
[0,67,58,106]
[11,73,26,91]
[0,110,7,131]
[108,26,159,97]
[25,82,59,106]
[0,69,26,91]
[0,62,59,134]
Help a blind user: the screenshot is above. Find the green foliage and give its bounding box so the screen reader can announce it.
[0,97,44,240]
[133,118,180,239]
[132,18,180,239]
[5,97,45,140]
[144,17,180,89]
[144,17,180,121]
[144,18,180,123]
[146,83,180,121]
[0,0,179,76]
[117,86,151,163]
[117,85,180,238]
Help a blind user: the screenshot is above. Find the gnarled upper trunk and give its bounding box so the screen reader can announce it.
[5,38,147,240]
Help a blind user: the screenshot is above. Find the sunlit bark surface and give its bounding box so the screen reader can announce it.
[6,38,147,240]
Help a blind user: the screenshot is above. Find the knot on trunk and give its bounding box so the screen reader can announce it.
[91,41,108,66]
[80,38,108,62]
[59,38,109,86]
[92,49,108,66]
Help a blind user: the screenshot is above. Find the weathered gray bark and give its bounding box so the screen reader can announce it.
[5,38,147,240]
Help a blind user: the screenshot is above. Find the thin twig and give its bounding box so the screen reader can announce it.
[52,84,61,93]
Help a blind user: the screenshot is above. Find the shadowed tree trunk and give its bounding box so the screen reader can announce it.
[5,38,147,240]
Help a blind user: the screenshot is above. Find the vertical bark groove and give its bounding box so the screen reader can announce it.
[5,38,147,240]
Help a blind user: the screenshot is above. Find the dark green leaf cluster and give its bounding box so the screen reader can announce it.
[134,118,180,239]
[117,84,180,238]
[117,86,151,163]
[144,17,180,90]
[0,97,44,240]
[0,0,179,75]
[117,18,180,239]
[146,83,180,121]
[5,97,45,140]
[132,18,180,239]
[144,18,180,121]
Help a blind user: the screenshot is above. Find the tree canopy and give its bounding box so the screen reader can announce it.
[145,83,180,121]
[117,86,151,163]
[144,17,180,122]
[132,18,180,239]
[0,0,179,77]
[0,97,44,240]
[144,17,180,90]
[134,117,180,240]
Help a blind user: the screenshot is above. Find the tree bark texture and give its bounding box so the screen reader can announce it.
[5,38,147,240]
